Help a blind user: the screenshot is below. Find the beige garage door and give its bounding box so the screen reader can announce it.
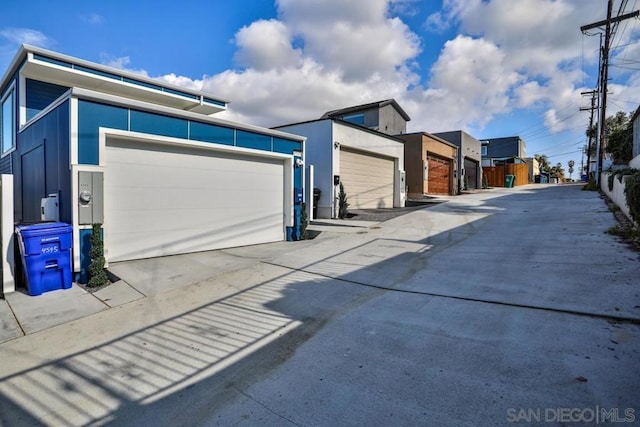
[340,147,394,209]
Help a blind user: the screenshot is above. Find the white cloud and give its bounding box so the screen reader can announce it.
[152,0,420,126]
[0,28,50,47]
[400,35,524,132]
[233,19,301,70]
[388,0,420,17]
[99,54,150,77]
[275,0,420,81]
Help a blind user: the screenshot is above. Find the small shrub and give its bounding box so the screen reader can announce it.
[607,225,623,236]
[87,223,108,288]
[582,177,598,191]
[624,169,640,225]
[299,202,308,240]
[607,224,640,242]
[608,167,635,192]
[338,182,349,219]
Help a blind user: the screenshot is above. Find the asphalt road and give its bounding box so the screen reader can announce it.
[0,184,638,426]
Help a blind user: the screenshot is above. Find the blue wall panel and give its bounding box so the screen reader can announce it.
[78,100,128,165]
[236,130,271,151]
[130,110,188,140]
[25,79,69,121]
[273,137,301,155]
[190,121,234,146]
[14,101,71,223]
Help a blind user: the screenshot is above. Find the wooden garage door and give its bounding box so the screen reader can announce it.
[104,138,285,262]
[340,147,394,209]
[464,158,479,190]
[427,155,451,195]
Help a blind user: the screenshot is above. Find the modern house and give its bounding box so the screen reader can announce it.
[478,136,531,186]
[275,118,405,218]
[432,131,482,191]
[0,45,306,289]
[395,132,458,196]
[321,99,410,136]
[480,136,526,162]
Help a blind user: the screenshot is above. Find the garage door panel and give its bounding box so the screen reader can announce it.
[427,155,451,195]
[107,155,281,190]
[105,138,285,262]
[107,211,283,260]
[340,148,394,209]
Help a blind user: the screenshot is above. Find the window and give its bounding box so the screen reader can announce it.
[481,145,487,156]
[1,85,16,156]
[342,113,365,125]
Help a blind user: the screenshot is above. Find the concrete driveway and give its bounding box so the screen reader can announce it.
[0,184,638,426]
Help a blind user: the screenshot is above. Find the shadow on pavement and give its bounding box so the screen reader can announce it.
[0,184,637,425]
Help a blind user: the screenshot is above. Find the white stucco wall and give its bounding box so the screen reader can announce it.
[601,172,634,224]
[333,121,405,209]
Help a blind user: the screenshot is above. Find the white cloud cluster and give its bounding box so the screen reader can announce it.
[0,28,51,75]
[99,54,151,77]
[158,0,422,127]
[191,0,636,137]
[422,0,629,134]
[0,28,50,47]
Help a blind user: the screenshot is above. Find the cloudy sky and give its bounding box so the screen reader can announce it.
[1,0,639,172]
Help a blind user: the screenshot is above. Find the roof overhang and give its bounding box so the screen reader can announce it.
[15,45,229,115]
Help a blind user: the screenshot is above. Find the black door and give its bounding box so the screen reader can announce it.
[464,158,478,190]
[21,145,46,222]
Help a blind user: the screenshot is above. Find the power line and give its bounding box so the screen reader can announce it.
[608,97,640,105]
[520,110,584,139]
[546,149,583,159]
[513,98,582,136]
[580,0,640,186]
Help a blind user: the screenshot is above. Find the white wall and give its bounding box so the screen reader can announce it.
[333,121,405,208]
[1,174,15,295]
[601,172,634,224]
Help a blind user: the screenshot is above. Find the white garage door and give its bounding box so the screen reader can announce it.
[104,138,285,262]
[340,147,394,209]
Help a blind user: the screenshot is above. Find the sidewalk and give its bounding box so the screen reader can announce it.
[0,239,323,344]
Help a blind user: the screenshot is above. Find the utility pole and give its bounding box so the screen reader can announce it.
[581,1,639,186]
[580,90,597,180]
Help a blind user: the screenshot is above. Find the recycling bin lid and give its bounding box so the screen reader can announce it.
[15,222,72,235]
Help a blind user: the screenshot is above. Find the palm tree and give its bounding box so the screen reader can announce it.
[568,160,575,180]
[534,154,551,173]
[549,163,565,181]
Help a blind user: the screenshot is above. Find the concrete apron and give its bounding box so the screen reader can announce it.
[0,239,319,343]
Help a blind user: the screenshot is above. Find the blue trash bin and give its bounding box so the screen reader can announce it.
[15,222,73,296]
